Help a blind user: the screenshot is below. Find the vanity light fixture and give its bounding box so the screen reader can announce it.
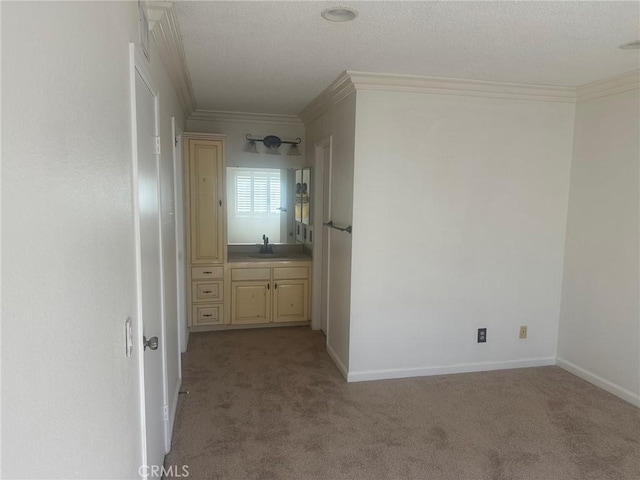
[619,40,640,50]
[287,143,302,156]
[321,7,358,22]
[244,139,259,153]
[244,134,302,156]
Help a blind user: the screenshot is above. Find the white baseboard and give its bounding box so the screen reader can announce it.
[166,378,182,453]
[556,357,640,407]
[346,357,556,383]
[326,343,348,380]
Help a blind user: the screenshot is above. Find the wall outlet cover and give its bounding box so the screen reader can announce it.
[477,328,487,343]
[519,325,528,339]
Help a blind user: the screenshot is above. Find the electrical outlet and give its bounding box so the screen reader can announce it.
[477,328,487,343]
[519,325,528,339]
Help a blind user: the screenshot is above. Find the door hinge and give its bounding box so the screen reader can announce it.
[175,137,178,147]
[155,136,161,155]
[163,404,169,422]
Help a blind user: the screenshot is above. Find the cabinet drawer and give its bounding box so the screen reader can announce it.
[273,266,309,280]
[191,266,224,280]
[231,268,271,281]
[192,304,223,326]
[192,281,224,303]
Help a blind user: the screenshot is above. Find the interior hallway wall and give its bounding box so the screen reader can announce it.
[348,89,575,381]
[557,82,640,406]
[2,2,185,477]
[305,92,357,377]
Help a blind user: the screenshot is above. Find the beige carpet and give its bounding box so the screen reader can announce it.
[164,327,640,480]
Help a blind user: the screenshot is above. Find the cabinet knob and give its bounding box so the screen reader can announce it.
[202,290,212,294]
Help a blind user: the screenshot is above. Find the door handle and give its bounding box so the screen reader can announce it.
[143,336,159,351]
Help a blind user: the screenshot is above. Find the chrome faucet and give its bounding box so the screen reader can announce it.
[260,234,273,254]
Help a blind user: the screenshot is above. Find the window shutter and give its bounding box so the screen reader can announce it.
[236,175,252,213]
[269,174,281,213]
[234,169,281,215]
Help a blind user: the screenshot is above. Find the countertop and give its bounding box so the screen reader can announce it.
[227,252,312,263]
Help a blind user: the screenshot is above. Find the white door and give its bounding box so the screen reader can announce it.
[320,144,332,336]
[132,47,167,474]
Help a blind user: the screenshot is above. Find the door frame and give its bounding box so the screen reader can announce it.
[311,136,332,340]
[172,123,188,355]
[129,43,169,477]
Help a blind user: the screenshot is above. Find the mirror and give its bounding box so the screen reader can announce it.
[227,167,303,244]
[295,168,311,225]
[302,168,311,225]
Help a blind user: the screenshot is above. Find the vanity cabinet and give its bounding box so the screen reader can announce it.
[185,133,227,327]
[230,267,271,325]
[187,136,225,264]
[230,263,310,325]
[272,267,309,323]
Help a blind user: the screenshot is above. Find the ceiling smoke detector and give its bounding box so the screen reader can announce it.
[321,7,358,23]
[619,40,640,50]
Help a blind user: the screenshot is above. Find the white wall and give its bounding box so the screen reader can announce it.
[557,87,640,406]
[307,92,357,376]
[2,2,184,477]
[186,118,307,245]
[348,90,575,380]
[186,118,307,169]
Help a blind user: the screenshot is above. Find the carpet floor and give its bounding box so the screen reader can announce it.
[164,327,640,480]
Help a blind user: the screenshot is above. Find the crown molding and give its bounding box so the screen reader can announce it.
[298,72,357,124]
[146,2,197,116]
[143,1,171,30]
[346,71,576,103]
[576,70,640,102]
[299,70,577,124]
[189,109,303,126]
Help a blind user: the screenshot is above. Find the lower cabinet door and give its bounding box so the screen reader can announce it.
[273,280,309,323]
[231,281,271,324]
[192,304,224,326]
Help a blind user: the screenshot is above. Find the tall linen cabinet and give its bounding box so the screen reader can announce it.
[184,133,227,328]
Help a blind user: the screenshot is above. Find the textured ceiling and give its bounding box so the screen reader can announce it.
[173,1,640,115]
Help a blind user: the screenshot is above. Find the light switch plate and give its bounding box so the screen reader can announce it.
[125,317,133,357]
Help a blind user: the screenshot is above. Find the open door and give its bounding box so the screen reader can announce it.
[130,44,168,476]
[320,143,332,336]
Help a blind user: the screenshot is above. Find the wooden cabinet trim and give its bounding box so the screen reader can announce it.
[192,304,224,326]
[191,266,224,280]
[273,266,309,280]
[231,267,271,281]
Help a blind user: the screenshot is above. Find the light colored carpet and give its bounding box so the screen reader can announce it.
[164,327,640,480]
